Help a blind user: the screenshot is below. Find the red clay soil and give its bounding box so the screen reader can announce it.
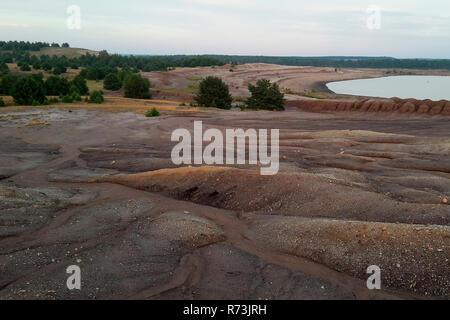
[287,97,450,116]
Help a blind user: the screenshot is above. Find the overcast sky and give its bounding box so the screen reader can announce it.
[0,0,449,58]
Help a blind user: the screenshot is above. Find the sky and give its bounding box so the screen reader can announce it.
[0,0,449,58]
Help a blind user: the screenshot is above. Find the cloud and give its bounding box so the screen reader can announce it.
[183,0,254,8]
[0,23,29,28]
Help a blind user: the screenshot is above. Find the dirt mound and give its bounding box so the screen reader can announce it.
[99,166,450,226]
[287,98,450,116]
[248,215,450,296]
[0,185,96,238]
[0,138,60,179]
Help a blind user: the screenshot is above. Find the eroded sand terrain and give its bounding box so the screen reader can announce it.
[0,102,449,300]
[143,63,450,103]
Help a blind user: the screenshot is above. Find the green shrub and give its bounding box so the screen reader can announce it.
[0,63,9,76]
[0,75,18,95]
[0,97,5,107]
[104,73,122,91]
[69,85,79,95]
[71,75,89,95]
[118,69,133,82]
[19,63,31,72]
[62,95,74,103]
[146,108,160,117]
[53,64,67,75]
[72,92,82,102]
[88,90,104,104]
[194,76,232,109]
[246,79,285,111]
[11,74,46,105]
[45,76,70,96]
[124,74,152,99]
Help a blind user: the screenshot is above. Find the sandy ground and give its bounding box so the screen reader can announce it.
[0,101,449,300]
[143,63,450,102]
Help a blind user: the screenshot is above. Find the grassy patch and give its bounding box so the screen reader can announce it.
[299,89,327,99]
[187,80,200,94]
[157,80,200,95]
[86,80,106,92]
[145,108,160,117]
[283,88,327,99]
[6,63,80,79]
[385,70,417,76]
[187,76,203,81]
[30,47,98,58]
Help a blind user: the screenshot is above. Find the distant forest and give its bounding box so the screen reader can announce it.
[0,41,225,76]
[208,55,450,70]
[0,41,69,51]
[1,41,449,75]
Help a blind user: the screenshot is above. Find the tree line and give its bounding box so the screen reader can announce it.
[0,41,69,52]
[0,72,99,106]
[4,41,450,73]
[2,41,450,71]
[0,44,225,76]
[210,55,450,70]
[0,65,151,105]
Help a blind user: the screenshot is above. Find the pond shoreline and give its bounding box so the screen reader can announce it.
[326,75,450,100]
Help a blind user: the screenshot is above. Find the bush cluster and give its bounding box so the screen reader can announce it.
[145,108,160,117]
[1,73,89,105]
[193,77,285,111]
[88,91,104,104]
[194,76,232,109]
[123,74,151,99]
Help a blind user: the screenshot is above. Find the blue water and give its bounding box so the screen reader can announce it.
[327,76,450,101]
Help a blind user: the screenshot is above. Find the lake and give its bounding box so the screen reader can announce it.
[326,76,450,101]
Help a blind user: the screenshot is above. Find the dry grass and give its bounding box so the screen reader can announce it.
[155,77,201,95]
[6,63,81,80]
[0,96,15,106]
[0,96,201,114]
[25,119,51,126]
[87,80,107,92]
[30,47,98,58]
